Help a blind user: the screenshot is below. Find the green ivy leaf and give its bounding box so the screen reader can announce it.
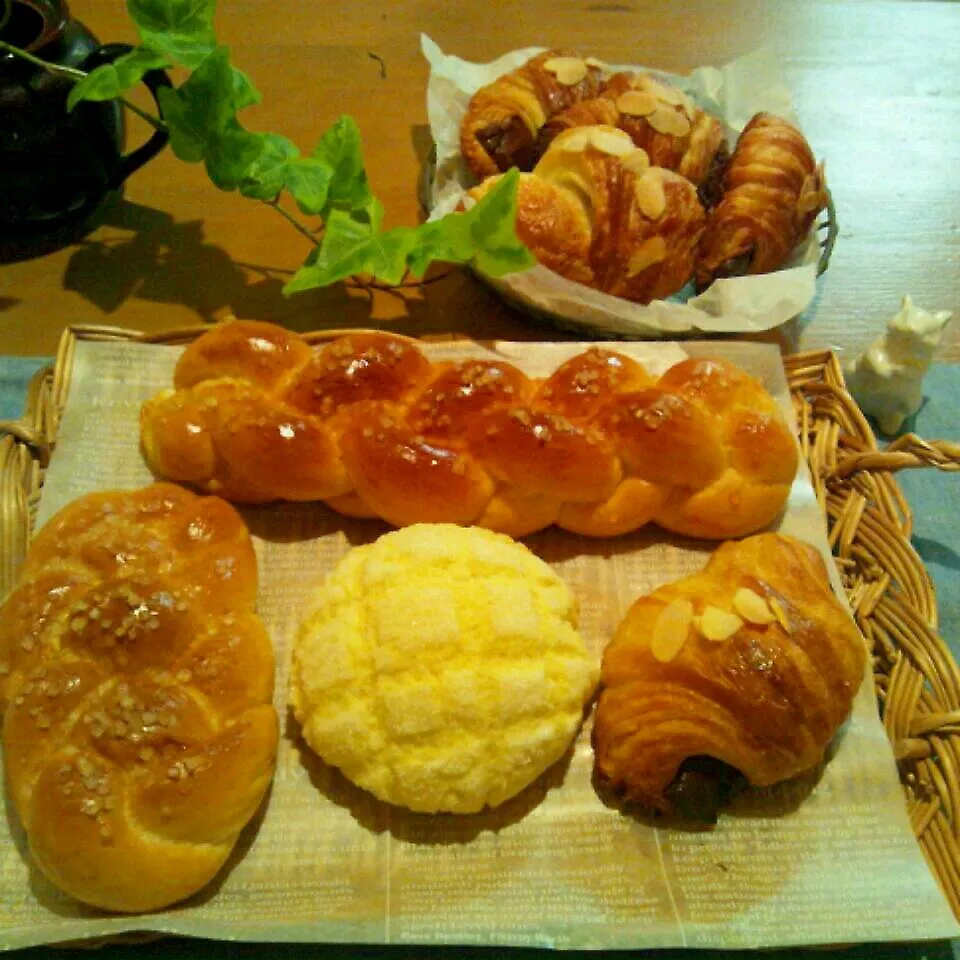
[238,134,300,200]
[206,127,267,190]
[311,115,373,220]
[283,172,533,293]
[127,0,216,37]
[66,47,171,111]
[175,46,237,132]
[230,66,261,110]
[128,0,217,68]
[156,86,205,161]
[284,201,417,292]
[152,46,273,195]
[144,32,215,68]
[463,170,538,278]
[283,158,334,216]
[235,137,334,211]
[407,170,535,279]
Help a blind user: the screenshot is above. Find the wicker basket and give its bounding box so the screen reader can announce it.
[2,325,960,921]
[419,149,839,342]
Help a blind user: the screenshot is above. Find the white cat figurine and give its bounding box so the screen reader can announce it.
[844,295,953,436]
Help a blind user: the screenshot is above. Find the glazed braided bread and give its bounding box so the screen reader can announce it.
[140,321,799,540]
[0,484,278,913]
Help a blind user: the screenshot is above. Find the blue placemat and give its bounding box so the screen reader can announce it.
[0,357,49,421]
[893,366,960,661]
[0,357,958,960]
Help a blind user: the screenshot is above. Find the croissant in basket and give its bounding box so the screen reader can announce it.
[535,71,726,192]
[457,51,829,303]
[460,50,608,179]
[467,125,707,304]
[0,484,278,913]
[696,111,828,287]
[140,320,799,540]
[593,533,867,822]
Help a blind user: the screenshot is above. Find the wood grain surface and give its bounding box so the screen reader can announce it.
[1,0,958,359]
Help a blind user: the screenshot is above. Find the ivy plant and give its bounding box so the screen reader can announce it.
[0,0,535,294]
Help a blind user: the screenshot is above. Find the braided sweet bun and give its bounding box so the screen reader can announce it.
[140,321,799,541]
[0,484,278,913]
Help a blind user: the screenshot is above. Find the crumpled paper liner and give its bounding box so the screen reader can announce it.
[422,36,823,338]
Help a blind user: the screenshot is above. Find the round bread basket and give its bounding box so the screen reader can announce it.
[1,325,959,922]
[417,147,838,341]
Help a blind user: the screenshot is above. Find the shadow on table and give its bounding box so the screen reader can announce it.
[55,195,445,334]
[913,535,960,574]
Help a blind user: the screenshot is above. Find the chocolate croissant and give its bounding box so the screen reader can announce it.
[460,51,607,180]
[536,72,726,190]
[593,533,866,822]
[467,125,706,304]
[695,112,827,287]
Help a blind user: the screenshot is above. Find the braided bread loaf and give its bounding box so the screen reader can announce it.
[0,484,278,913]
[140,321,799,540]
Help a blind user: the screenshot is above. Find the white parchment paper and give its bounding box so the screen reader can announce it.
[422,36,824,339]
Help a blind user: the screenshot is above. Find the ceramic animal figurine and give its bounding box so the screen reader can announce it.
[845,295,953,436]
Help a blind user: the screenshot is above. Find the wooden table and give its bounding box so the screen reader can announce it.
[2,6,960,958]
[1,0,958,359]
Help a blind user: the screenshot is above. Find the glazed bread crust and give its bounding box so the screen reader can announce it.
[0,484,278,913]
[460,50,608,179]
[536,71,724,187]
[468,125,707,304]
[141,321,799,540]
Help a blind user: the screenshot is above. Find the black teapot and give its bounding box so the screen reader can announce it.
[0,0,170,255]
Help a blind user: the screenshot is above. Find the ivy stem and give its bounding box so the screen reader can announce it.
[261,198,322,247]
[115,95,166,132]
[342,268,457,304]
[0,0,13,38]
[0,38,166,131]
[0,37,87,78]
